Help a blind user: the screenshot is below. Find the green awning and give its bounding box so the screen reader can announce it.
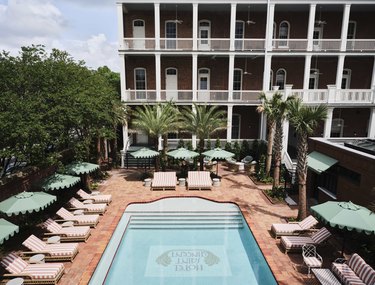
[167,148,199,159]
[130,147,159,159]
[40,173,81,191]
[307,151,338,174]
[0,219,19,244]
[64,162,99,175]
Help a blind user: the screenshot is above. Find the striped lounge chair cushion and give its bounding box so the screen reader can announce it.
[23,235,46,252]
[44,219,63,233]
[332,263,365,285]
[22,263,64,279]
[348,253,375,285]
[1,252,28,274]
[271,223,302,235]
[311,227,331,243]
[23,235,78,257]
[298,215,318,230]
[304,257,322,268]
[69,198,107,212]
[281,236,314,250]
[60,226,90,237]
[57,207,99,225]
[152,172,176,188]
[77,189,112,203]
[188,171,212,188]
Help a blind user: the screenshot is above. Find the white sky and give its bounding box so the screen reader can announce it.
[0,0,120,71]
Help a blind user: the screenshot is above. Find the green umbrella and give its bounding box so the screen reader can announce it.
[64,162,99,175]
[311,201,375,254]
[0,219,19,244]
[130,147,159,158]
[167,148,199,159]
[40,173,81,191]
[0,192,57,217]
[202,148,235,175]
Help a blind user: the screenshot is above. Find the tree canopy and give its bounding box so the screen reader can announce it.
[0,45,123,176]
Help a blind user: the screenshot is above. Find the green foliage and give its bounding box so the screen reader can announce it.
[206,139,211,150]
[251,139,259,159]
[266,186,286,200]
[177,139,185,148]
[232,141,241,161]
[240,140,250,160]
[224,142,233,152]
[215,138,221,148]
[186,141,193,151]
[256,155,273,183]
[0,45,122,174]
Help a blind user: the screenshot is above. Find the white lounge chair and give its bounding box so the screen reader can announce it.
[76,189,112,204]
[1,252,65,285]
[43,219,91,242]
[56,207,99,228]
[271,215,319,238]
[22,234,79,262]
[187,171,212,190]
[151,172,176,191]
[68,197,107,214]
[280,227,331,253]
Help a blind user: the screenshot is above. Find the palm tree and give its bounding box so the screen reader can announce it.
[180,104,227,170]
[272,94,294,188]
[132,102,180,171]
[256,92,279,177]
[287,97,327,219]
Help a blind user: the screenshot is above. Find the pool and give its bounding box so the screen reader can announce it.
[89,198,277,285]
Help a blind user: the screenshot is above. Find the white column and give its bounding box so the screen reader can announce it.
[340,4,351,51]
[262,55,272,91]
[192,104,197,148]
[155,53,161,101]
[154,3,160,50]
[336,55,345,89]
[158,136,162,150]
[327,85,337,104]
[265,4,275,51]
[228,55,235,101]
[229,3,237,51]
[371,57,375,87]
[121,123,129,168]
[259,114,266,140]
[303,55,312,90]
[282,85,293,152]
[227,105,233,142]
[307,4,316,51]
[120,55,127,101]
[117,3,125,49]
[192,3,198,51]
[368,108,375,138]
[323,107,334,138]
[192,54,198,101]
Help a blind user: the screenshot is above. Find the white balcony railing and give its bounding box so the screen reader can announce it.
[335,89,374,103]
[121,38,375,52]
[293,89,328,103]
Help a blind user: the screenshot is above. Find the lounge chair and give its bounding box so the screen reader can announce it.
[271,215,319,238]
[43,219,91,242]
[76,189,112,204]
[187,171,212,190]
[1,252,65,285]
[56,207,99,228]
[280,227,331,253]
[68,197,107,214]
[332,253,375,285]
[151,172,176,191]
[22,234,79,262]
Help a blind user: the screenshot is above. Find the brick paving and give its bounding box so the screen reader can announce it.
[53,166,331,285]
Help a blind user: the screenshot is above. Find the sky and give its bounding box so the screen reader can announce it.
[0,0,120,71]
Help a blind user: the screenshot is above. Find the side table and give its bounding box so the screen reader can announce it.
[74,209,84,215]
[46,236,61,244]
[61,221,74,227]
[83,199,94,204]
[29,253,45,264]
[144,178,152,187]
[212,178,221,187]
[6,278,24,285]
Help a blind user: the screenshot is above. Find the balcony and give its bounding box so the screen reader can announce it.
[120,38,375,52]
[125,88,375,106]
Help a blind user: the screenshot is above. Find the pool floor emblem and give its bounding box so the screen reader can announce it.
[156,249,220,268]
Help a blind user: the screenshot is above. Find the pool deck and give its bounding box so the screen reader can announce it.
[58,166,330,285]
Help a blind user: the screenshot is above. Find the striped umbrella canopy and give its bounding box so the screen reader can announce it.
[167,148,199,159]
[0,219,19,244]
[0,192,57,217]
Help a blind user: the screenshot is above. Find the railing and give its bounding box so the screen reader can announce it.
[292,89,328,103]
[160,90,193,101]
[335,89,374,103]
[121,38,375,52]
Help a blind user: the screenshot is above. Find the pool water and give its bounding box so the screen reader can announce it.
[89,198,277,285]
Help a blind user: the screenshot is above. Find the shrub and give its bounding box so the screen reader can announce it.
[215,138,221,148]
[232,141,241,161]
[186,141,193,150]
[266,186,286,200]
[177,139,185,148]
[224,142,232,152]
[206,139,212,150]
[240,140,251,160]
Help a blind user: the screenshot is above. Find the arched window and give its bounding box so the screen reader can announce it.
[279,21,290,47]
[166,68,177,75]
[199,20,211,49]
[133,20,144,27]
[275,68,286,90]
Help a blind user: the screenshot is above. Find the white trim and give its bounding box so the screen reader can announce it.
[275,68,287,90]
[134,67,147,100]
[165,20,177,49]
[278,20,290,48]
[341,68,351,89]
[309,68,320,89]
[198,20,211,50]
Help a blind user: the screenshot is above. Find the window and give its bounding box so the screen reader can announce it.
[275,69,286,90]
[232,114,241,139]
[317,166,338,195]
[166,68,177,75]
[233,69,242,100]
[133,20,144,27]
[198,68,210,90]
[165,21,177,49]
[339,166,361,185]
[235,21,244,50]
[313,26,323,50]
[347,21,356,50]
[309,69,319,89]
[341,69,351,89]
[279,21,290,47]
[134,68,146,99]
[199,20,210,49]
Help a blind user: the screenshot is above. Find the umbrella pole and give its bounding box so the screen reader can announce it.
[341,233,346,257]
[216,162,219,176]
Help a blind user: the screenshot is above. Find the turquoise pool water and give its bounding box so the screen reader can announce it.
[89,198,277,285]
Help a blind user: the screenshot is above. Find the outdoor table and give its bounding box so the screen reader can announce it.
[29,253,45,264]
[212,178,221,187]
[74,209,84,215]
[6,278,24,285]
[178,178,186,187]
[312,269,341,285]
[61,221,74,227]
[83,199,94,204]
[91,191,100,196]
[144,178,152,187]
[46,236,61,244]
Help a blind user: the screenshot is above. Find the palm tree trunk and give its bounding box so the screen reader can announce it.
[199,138,205,171]
[266,121,275,177]
[96,137,101,165]
[162,134,168,171]
[154,139,160,172]
[273,120,283,188]
[297,133,308,220]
